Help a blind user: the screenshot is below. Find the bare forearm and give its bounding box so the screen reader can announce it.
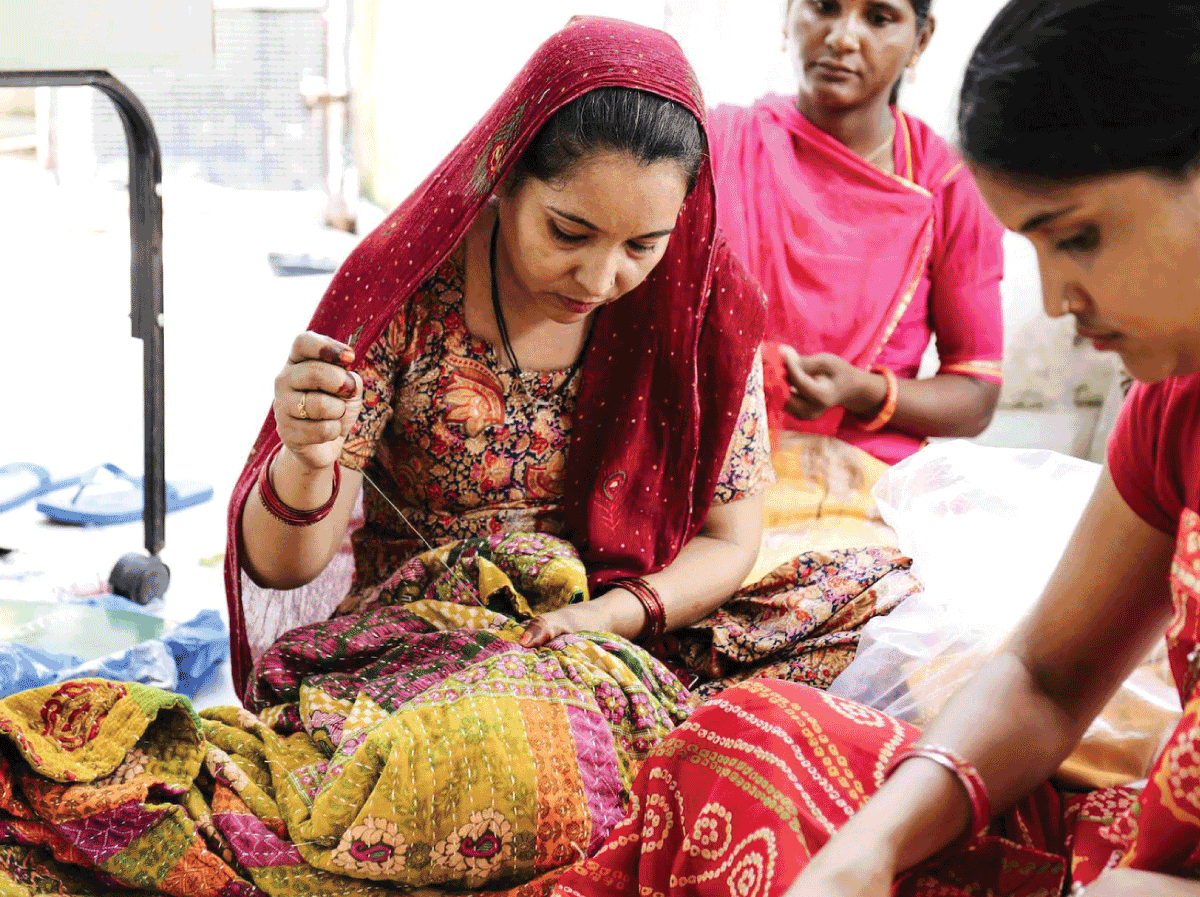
[864,652,1087,871]
[835,478,1174,872]
[788,474,1177,897]
[848,372,999,438]
[240,449,361,589]
[594,493,765,640]
[651,533,759,627]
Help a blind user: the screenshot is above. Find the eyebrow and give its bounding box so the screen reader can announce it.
[1019,206,1080,233]
[548,205,676,240]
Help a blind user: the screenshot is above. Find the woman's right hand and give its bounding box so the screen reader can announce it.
[273,332,364,471]
[780,346,887,421]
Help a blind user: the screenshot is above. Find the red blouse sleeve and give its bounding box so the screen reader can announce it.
[1106,379,1186,535]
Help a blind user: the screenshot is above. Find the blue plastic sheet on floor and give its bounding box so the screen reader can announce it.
[0,607,227,699]
[161,609,228,696]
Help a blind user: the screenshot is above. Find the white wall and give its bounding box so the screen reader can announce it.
[664,0,793,106]
[355,1,1005,200]
[0,0,212,69]
[353,0,666,207]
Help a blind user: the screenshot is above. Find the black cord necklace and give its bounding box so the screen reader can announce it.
[489,218,522,374]
[488,218,588,397]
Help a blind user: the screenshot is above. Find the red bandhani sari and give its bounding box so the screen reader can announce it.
[709,96,1004,465]
[223,16,768,703]
[554,502,1200,897]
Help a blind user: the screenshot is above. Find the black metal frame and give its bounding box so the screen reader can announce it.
[0,71,165,555]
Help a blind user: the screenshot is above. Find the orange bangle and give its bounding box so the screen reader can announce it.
[862,367,899,432]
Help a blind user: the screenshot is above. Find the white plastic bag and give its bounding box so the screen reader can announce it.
[828,440,1180,788]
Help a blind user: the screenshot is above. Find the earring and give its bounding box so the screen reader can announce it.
[905,62,918,83]
[1061,299,1073,316]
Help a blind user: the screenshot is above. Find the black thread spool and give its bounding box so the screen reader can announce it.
[108,553,171,605]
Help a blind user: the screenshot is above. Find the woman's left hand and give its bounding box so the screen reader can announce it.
[520,602,618,647]
[520,587,653,647]
[781,347,886,420]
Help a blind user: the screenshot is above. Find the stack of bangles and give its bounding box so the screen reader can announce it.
[258,443,341,526]
[608,576,666,641]
[862,366,899,432]
[884,743,991,852]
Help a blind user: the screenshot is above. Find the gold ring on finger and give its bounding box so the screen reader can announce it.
[297,392,309,420]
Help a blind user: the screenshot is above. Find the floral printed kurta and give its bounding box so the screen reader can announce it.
[340,245,773,599]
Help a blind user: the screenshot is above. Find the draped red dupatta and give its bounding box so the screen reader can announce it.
[223,16,767,701]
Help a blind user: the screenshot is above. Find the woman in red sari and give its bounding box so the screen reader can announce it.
[710,0,1005,545]
[227,17,916,712]
[218,19,781,889]
[556,2,1200,896]
[231,25,770,683]
[212,16,914,892]
[0,21,915,897]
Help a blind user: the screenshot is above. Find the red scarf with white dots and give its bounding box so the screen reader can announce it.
[223,15,766,700]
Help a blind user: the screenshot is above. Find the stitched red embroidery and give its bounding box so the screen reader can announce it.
[39,681,127,752]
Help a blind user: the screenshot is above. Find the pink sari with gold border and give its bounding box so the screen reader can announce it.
[709,95,1004,465]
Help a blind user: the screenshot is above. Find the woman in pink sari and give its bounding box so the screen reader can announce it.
[711,0,1004,548]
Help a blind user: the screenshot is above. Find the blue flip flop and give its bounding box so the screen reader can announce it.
[0,462,83,513]
[36,463,213,526]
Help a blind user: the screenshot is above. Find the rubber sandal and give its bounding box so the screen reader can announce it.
[0,462,83,514]
[35,463,213,526]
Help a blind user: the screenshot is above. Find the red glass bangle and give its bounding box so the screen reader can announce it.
[886,743,992,847]
[257,444,340,527]
[862,366,899,432]
[608,576,666,641]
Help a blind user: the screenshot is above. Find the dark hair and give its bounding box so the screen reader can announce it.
[959,0,1200,181]
[511,87,705,193]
